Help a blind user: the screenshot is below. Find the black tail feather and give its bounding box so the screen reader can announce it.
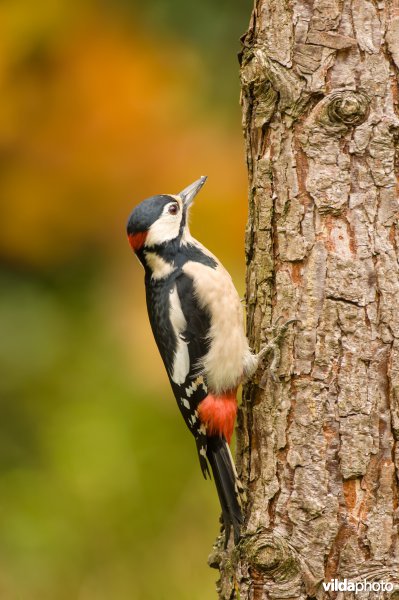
[206,436,243,545]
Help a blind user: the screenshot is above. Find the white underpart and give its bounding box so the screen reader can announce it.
[169,285,190,384]
[145,197,183,247]
[183,256,256,394]
[144,252,175,279]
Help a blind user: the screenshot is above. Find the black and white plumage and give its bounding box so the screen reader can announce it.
[126,177,259,544]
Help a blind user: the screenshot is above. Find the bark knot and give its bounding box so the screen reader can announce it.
[244,532,300,582]
[302,90,371,136]
[326,91,370,127]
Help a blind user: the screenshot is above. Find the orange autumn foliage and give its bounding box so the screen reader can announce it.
[0,8,246,267]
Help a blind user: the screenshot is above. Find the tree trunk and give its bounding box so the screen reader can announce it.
[214,1,399,598]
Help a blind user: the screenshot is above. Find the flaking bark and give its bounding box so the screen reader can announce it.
[213,1,399,598]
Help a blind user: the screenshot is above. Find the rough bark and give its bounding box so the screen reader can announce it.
[213,1,399,598]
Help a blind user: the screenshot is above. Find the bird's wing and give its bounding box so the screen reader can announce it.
[168,271,212,477]
[173,267,245,541]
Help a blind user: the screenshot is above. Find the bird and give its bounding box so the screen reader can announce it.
[126,176,264,545]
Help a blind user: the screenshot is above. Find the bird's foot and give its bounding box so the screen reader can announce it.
[254,317,299,382]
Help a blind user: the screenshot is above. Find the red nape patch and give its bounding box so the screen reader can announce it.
[128,231,147,252]
[198,390,238,444]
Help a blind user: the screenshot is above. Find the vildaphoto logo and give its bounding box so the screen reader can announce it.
[322,579,394,593]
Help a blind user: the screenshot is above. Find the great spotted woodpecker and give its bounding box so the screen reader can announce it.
[126,176,263,544]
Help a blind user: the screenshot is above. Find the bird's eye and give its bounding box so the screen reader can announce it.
[168,203,179,215]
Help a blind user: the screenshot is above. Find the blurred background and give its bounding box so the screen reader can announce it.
[0,1,250,598]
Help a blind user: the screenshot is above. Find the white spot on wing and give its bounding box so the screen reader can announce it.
[169,286,190,384]
[182,398,190,409]
[185,375,205,397]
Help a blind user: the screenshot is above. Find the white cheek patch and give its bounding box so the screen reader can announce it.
[169,286,190,384]
[145,199,183,247]
[144,252,175,279]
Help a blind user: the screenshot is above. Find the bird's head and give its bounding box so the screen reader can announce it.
[126,176,207,254]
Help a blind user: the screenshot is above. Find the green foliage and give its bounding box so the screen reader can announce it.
[0,269,219,598]
[0,0,250,596]
[106,0,250,111]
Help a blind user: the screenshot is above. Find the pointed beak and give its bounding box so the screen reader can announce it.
[179,176,207,207]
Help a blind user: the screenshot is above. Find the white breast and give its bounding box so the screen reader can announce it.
[183,258,254,394]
